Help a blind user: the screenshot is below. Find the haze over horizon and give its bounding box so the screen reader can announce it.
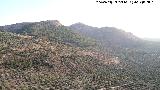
[0,0,160,38]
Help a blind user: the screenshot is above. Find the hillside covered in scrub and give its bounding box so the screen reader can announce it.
[0,20,160,90]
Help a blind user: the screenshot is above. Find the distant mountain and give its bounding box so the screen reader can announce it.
[0,20,62,32]
[70,23,143,48]
[0,20,97,48]
[143,38,160,42]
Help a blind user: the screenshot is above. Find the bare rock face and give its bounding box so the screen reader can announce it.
[106,57,120,65]
[77,50,120,65]
[41,20,63,27]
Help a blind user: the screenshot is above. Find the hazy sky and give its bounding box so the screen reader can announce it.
[0,0,160,38]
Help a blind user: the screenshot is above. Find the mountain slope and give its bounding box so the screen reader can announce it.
[70,23,143,48]
[0,31,150,90]
[0,20,158,89]
[69,22,160,89]
[0,20,97,48]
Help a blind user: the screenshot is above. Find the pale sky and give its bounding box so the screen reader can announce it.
[0,0,160,38]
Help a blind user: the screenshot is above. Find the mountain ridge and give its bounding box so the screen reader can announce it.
[69,22,143,49]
